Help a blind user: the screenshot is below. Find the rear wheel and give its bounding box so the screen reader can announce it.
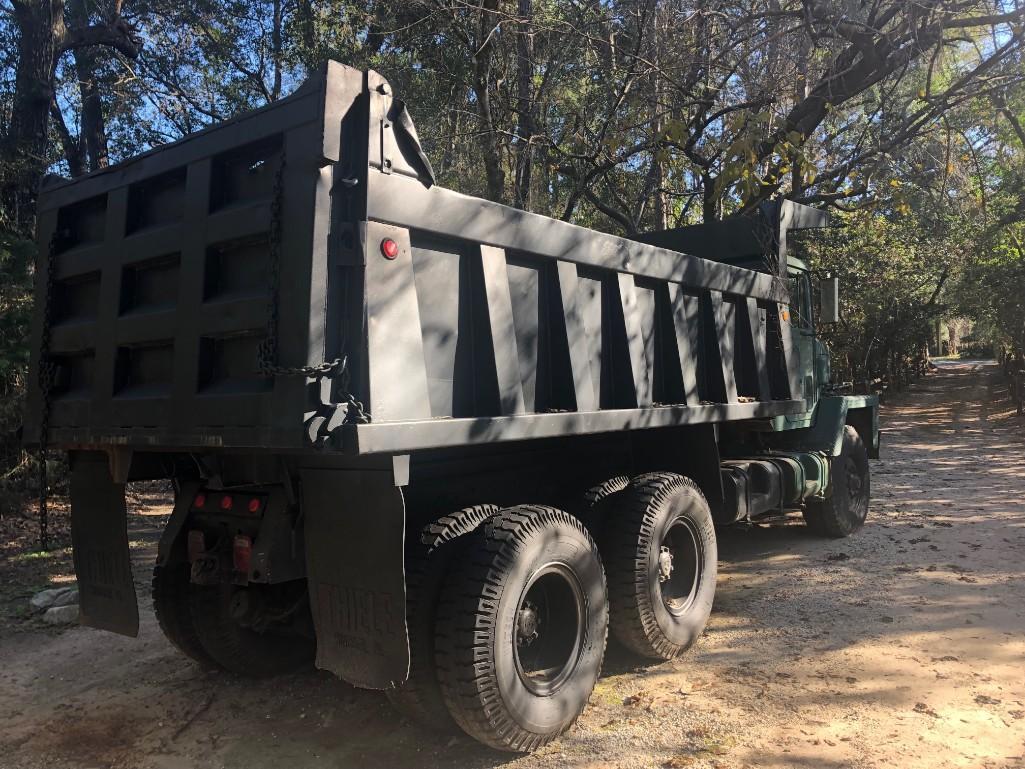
[604,473,717,660]
[574,475,629,534]
[386,505,499,728]
[804,425,870,537]
[189,581,315,677]
[435,506,608,752]
[152,563,217,669]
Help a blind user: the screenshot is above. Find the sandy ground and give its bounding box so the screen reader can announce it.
[1,361,1023,769]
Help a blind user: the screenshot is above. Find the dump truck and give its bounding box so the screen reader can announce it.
[25,61,880,752]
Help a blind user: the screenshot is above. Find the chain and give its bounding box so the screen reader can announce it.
[254,153,370,425]
[35,229,61,551]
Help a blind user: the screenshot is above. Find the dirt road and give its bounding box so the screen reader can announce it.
[1,362,1023,769]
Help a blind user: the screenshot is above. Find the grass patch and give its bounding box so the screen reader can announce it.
[9,547,71,563]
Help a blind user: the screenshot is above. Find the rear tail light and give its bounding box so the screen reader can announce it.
[233,534,253,575]
[193,493,206,509]
[247,497,261,514]
[219,494,233,511]
[187,530,205,562]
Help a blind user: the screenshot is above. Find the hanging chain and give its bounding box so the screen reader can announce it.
[254,153,370,424]
[35,229,61,551]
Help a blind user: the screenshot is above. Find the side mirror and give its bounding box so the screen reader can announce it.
[819,273,839,324]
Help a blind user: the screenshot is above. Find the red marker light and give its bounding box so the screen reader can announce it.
[380,238,399,259]
[193,493,206,508]
[233,534,252,574]
[247,497,261,514]
[220,494,233,511]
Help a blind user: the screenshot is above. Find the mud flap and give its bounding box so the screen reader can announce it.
[299,468,408,689]
[70,451,139,636]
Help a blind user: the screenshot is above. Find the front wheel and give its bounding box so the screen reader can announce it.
[434,506,608,752]
[803,425,871,538]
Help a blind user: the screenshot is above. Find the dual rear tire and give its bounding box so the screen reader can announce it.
[152,567,314,677]
[433,506,608,751]
[603,473,717,659]
[402,474,717,752]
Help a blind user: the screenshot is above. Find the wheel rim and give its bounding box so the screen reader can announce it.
[658,518,701,616]
[513,563,585,696]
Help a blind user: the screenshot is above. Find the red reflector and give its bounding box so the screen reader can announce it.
[187,530,205,562]
[247,498,261,513]
[193,493,206,508]
[233,535,252,575]
[220,494,233,511]
[380,238,399,259]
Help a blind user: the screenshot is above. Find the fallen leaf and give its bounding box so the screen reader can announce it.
[663,756,695,768]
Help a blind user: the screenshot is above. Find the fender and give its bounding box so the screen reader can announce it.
[773,394,880,458]
[845,398,881,459]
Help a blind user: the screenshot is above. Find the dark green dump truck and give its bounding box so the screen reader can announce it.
[25,61,879,752]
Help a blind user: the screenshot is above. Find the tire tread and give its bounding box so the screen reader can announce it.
[605,472,713,659]
[435,505,607,752]
[151,563,218,669]
[385,504,499,728]
[803,426,871,538]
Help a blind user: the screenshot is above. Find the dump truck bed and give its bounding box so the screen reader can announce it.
[26,62,806,456]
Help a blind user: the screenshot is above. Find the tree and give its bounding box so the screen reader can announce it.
[2,0,141,232]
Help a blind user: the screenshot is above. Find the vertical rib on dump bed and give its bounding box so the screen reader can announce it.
[25,61,807,457]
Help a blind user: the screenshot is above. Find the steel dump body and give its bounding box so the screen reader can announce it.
[26,61,806,459]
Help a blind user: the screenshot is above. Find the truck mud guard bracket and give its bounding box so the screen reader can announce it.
[299,465,409,689]
[69,451,140,637]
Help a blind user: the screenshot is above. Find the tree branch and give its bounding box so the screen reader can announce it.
[60,18,141,58]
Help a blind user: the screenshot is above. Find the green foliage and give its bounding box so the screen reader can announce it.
[0,231,35,495]
[802,210,961,384]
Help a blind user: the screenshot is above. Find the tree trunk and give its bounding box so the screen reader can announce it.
[3,0,64,233]
[702,171,719,222]
[50,99,86,178]
[440,83,461,177]
[649,4,668,230]
[513,0,535,210]
[296,0,317,71]
[69,0,109,172]
[2,0,140,232]
[473,0,506,204]
[271,0,283,100]
[77,60,109,171]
